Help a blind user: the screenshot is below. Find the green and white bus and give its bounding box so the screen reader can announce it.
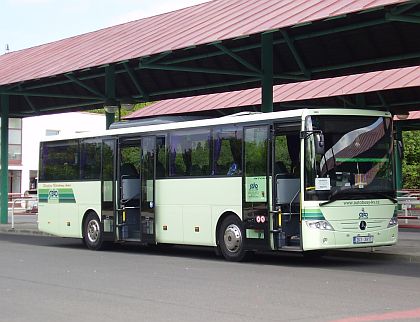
[38,108,398,261]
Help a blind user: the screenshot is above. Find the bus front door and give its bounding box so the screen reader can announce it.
[272,126,301,249]
[138,136,156,244]
[118,137,155,243]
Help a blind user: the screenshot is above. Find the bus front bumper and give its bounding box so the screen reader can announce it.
[301,224,398,251]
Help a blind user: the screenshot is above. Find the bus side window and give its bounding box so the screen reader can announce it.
[213,126,242,176]
[39,140,80,181]
[80,138,101,180]
[169,129,210,177]
[156,136,167,178]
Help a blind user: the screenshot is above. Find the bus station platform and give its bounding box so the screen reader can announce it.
[1,213,420,263]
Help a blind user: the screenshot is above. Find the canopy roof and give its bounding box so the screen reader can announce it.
[126,65,420,118]
[0,0,419,117]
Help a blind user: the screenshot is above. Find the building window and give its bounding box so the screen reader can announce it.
[0,118,23,165]
[9,170,21,194]
[46,129,60,136]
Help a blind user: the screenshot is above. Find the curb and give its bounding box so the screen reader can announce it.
[327,249,420,263]
[0,227,52,237]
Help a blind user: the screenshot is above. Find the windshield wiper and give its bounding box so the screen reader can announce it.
[319,188,397,206]
[363,191,397,204]
[319,187,356,206]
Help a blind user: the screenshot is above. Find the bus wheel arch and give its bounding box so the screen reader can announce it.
[82,210,104,250]
[216,212,248,262]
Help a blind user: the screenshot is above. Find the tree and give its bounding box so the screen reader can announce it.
[402,130,420,189]
[89,102,151,120]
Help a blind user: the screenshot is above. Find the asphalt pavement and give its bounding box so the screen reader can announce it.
[1,212,420,263]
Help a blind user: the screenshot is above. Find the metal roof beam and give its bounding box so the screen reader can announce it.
[16,85,38,113]
[123,62,150,101]
[165,20,389,67]
[337,96,355,107]
[0,89,102,100]
[23,96,37,112]
[22,66,127,91]
[293,18,388,41]
[390,2,418,16]
[311,51,420,73]
[141,51,173,65]
[213,43,261,74]
[360,99,420,109]
[280,30,311,79]
[377,92,390,109]
[273,73,307,81]
[139,62,261,78]
[386,13,420,24]
[21,100,104,114]
[162,42,264,65]
[146,77,260,98]
[65,73,106,98]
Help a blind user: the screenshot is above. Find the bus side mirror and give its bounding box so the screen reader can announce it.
[314,133,325,155]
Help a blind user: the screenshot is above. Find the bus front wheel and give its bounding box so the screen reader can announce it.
[218,215,248,262]
[83,212,104,250]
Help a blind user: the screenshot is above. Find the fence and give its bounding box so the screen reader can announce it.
[397,190,420,229]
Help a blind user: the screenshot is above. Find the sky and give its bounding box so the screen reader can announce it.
[0,0,209,53]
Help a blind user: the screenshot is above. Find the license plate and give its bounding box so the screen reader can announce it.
[353,235,374,244]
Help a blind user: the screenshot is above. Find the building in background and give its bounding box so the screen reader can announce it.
[4,112,105,196]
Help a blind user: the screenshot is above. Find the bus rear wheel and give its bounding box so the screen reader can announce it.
[218,215,248,262]
[83,212,104,250]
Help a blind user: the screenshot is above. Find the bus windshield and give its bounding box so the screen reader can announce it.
[304,115,394,202]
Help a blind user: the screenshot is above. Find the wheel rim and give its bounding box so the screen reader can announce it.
[223,224,242,254]
[87,219,100,243]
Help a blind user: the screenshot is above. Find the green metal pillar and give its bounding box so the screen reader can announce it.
[106,112,115,130]
[1,95,9,224]
[105,65,116,130]
[261,32,273,113]
[395,123,403,192]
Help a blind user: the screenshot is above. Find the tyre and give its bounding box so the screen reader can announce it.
[83,212,104,250]
[218,215,249,262]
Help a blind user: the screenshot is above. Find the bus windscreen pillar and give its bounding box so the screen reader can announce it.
[261,32,273,113]
[0,94,9,224]
[395,123,403,192]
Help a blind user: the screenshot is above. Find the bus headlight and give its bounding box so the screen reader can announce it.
[306,220,334,231]
[387,216,398,228]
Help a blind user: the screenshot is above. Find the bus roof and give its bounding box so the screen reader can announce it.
[40,108,391,142]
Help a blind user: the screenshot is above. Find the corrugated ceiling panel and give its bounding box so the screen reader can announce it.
[127,66,420,118]
[0,0,406,86]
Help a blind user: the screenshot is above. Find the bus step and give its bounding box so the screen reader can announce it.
[287,235,300,246]
[280,246,302,252]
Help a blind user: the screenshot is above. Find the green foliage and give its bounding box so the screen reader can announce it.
[89,102,152,120]
[402,130,420,189]
[275,136,292,172]
[121,147,141,173]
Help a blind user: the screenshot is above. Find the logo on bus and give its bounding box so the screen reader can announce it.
[358,208,368,219]
[249,183,259,190]
[48,189,59,203]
